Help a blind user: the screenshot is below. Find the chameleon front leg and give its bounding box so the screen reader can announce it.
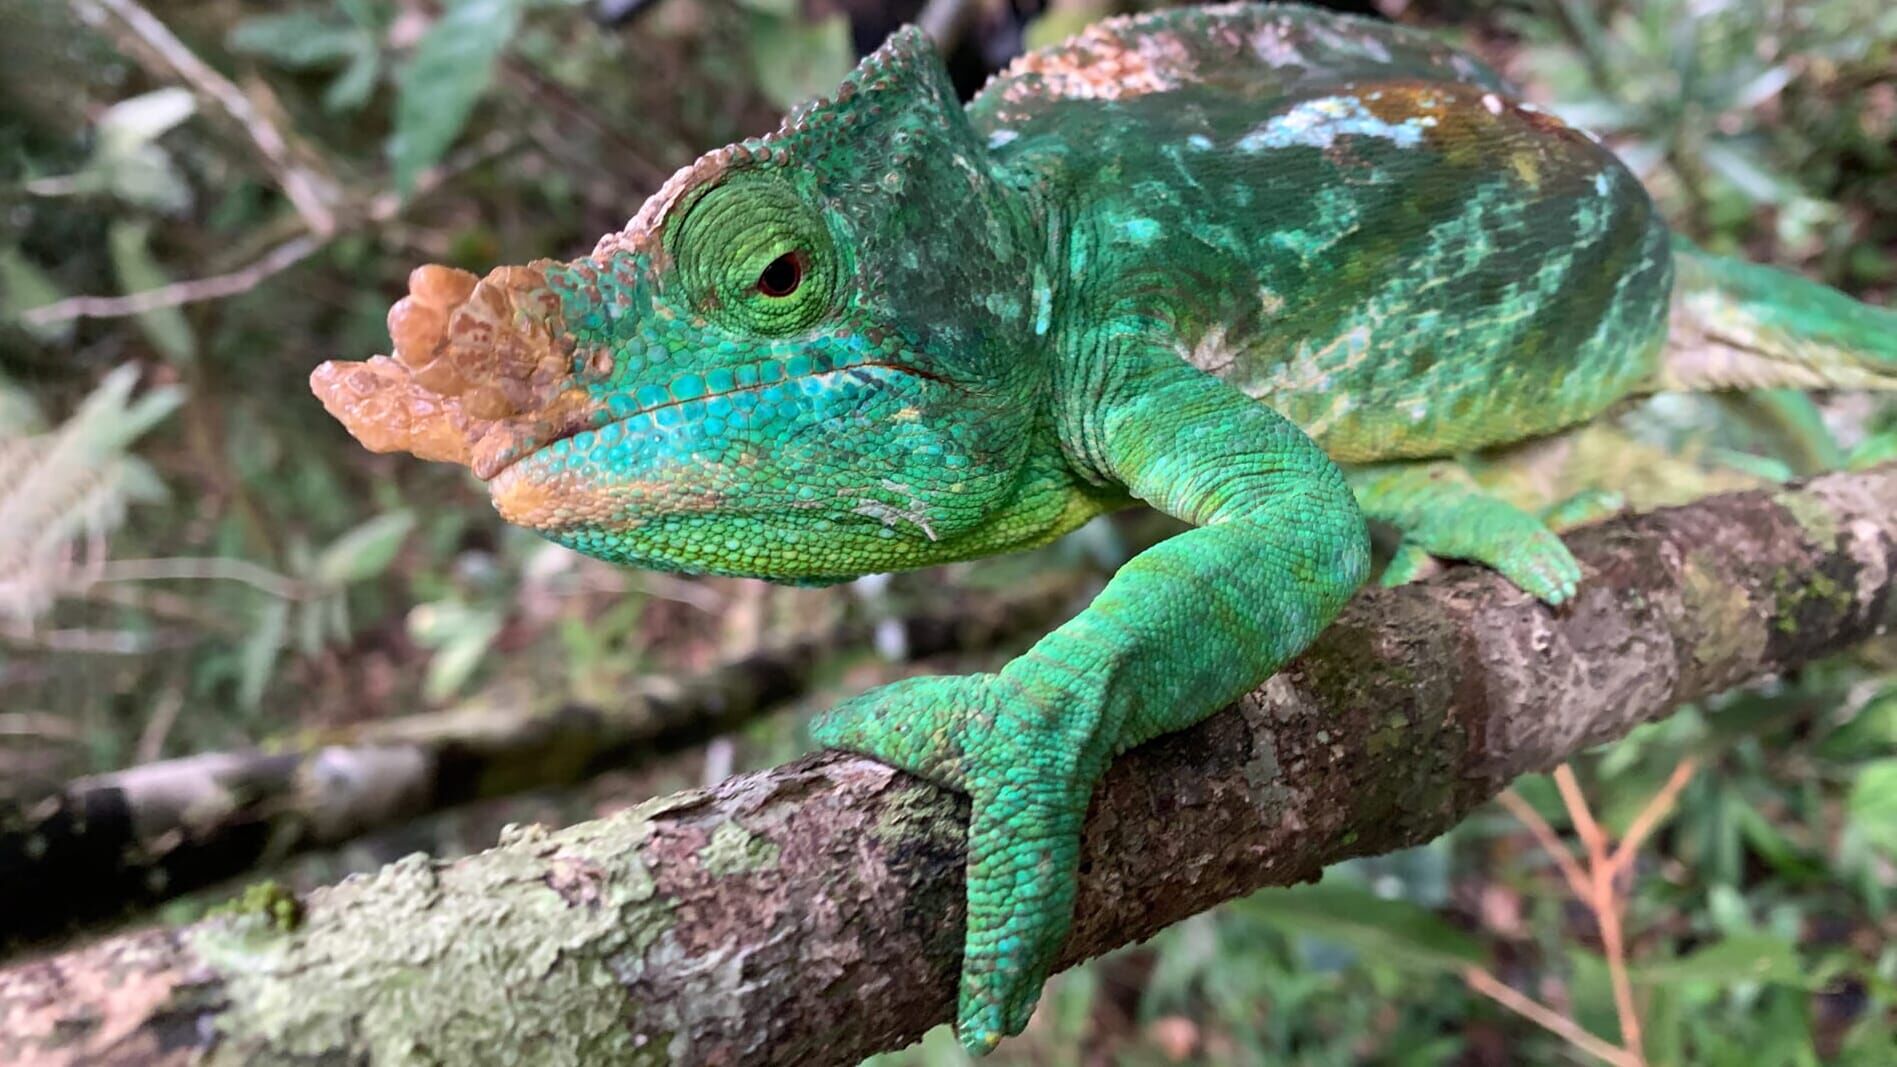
[814,357,1369,1052]
[1349,460,1584,604]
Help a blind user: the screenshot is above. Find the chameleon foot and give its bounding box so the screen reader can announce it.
[1381,499,1582,604]
[812,671,1100,1053]
[1354,463,1582,605]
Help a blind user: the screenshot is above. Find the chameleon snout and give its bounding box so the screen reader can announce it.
[310,262,612,481]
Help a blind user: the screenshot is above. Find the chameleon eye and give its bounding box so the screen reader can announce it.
[669,176,834,335]
[756,251,805,298]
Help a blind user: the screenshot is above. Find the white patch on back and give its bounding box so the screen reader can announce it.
[1237,95,1433,152]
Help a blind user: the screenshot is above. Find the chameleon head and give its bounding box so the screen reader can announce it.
[311,29,1054,582]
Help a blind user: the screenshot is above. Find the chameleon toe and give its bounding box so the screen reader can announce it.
[1379,542,1442,588]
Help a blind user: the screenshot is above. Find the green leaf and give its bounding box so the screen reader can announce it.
[1734,800,1821,880]
[388,0,521,195]
[239,599,291,710]
[337,0,381,28]
[75,89,198,213]
[230,11,381,114]
[1729,65,1794,112]
[324,46,382,113]
[313,511,416,587]
[746,12,853,112]
[424,615,503,702]
[96,88,196,152]
[1700,140,1797,205]
[1630,934,1811,989]
[107,221,197,363]
[1233,883,1484,975]
[228,13,363,68]
[298,597,329,659]
[0,247,72,344]
[1848,759,1897,856]
[1818,689,1897,761]
[0,370,45,435]
[106,146,195,214]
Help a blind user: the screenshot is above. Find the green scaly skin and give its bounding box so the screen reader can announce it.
[310,4,1897,1051]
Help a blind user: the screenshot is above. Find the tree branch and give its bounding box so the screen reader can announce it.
[0,577,1086,952]
[18,237,323,328]
[2,468,1892,1066]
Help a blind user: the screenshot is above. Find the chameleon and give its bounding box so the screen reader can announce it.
[310,3,1897,1051]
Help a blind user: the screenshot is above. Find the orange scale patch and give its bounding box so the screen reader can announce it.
[488,462,727,533]
[996,23,1192,102]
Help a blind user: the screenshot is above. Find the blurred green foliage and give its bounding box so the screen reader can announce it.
[1,0,1893,1062]
[1494,0,1897,293]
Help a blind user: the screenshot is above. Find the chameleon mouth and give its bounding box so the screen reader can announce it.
[310,260,950,484]
[483,359,947,532]
[504,358,948,473]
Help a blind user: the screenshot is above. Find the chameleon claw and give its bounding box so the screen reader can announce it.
[1496,537,1582,606]
[963,1030,1005,1056]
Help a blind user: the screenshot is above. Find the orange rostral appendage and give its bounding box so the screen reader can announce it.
[309,262,609,480]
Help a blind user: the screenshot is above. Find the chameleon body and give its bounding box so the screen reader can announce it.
[310,4,1897,1051]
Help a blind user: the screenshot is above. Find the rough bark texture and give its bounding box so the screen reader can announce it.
[2,469,1892,1067]
[0,578,1083,953]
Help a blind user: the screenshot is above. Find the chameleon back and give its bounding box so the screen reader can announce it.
[972,3,1674,463]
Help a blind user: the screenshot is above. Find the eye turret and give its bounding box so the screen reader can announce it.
[668,178,836,335]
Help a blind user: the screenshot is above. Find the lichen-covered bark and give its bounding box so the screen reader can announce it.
[0,578,1083,954]
[2,469,1892,1066]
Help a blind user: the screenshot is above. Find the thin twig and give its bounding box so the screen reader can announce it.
[19,132,519,326]
[1552,763,1646,1063]
[89,556,305,599]
[361,130,522,222]
[80,583,245,634]
[20,236,324,327]
[0,714,84,743]
[134,684,184,764]
[1553,763,1608,859]
[1593,866,1644,1061]
[1496,787,1592,900]
[1463,967,1643,1067]
[70,0,338,235]
[0,621,170,654]
[1610,757,1698,875]
[562,568,729,613]
[497,60,671,190]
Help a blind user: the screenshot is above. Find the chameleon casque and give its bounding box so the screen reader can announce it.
[311,3,1897,1051]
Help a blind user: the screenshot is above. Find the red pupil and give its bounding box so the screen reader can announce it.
[757,253,802,297]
